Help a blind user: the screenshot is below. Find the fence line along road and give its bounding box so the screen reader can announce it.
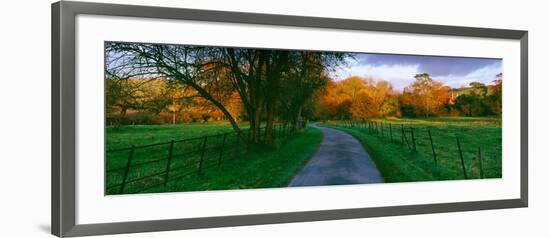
[106,122,305,194]
[328,120,494,180]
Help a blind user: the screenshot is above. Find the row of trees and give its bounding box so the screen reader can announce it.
[106,43,347,144]
[311,76,399,120]
[311,73,502,120]
[106,78,243,125]
[106,42,503,145]
[453,73,502,117]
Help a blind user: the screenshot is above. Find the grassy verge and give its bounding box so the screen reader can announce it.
[160,127,323,192]
[323,125,436,182]
[323,117,501,182]
[107,125,323,194]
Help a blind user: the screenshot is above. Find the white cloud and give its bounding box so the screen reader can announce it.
[434,63,501,88]
[331,61,501,91]
[332,63,420,91]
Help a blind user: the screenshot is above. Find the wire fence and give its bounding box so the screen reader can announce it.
[326,120,501,180]
[106,122,305,195]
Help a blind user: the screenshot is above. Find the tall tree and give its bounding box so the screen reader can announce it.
[281,52,342,129]
[106,43,244,136]
[401,73,451,117]
[106,43,346,145]
[262,50,290,144]
[489,73,503,117]
[105,78,151,126]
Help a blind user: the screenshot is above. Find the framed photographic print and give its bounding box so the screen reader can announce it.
[52,1,528,237]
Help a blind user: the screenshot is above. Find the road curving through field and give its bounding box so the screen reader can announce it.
[289,124,384,187]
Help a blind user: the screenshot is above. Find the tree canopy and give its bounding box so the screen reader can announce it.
[105,42,503,145]
[106,42,347,144]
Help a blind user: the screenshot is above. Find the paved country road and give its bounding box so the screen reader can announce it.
[288,124,384,187]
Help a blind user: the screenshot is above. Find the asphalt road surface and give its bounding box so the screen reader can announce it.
[289,125,384,187]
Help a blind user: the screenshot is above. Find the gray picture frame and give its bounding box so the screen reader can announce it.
[51,1,528,237]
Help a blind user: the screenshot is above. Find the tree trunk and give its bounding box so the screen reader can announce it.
[116,107,127,128]
[263,51,288,145]
[172,111,175,124]
[172,98,176,124]
[264,105,276,144]
[253,108,262,143]
[294,106,303,129]
[264,53,275,145]
[249,52,265,144]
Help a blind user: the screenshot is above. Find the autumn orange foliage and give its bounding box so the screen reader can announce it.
[400,73,451,118]
[312,73,501,120]
[313,76,401,120]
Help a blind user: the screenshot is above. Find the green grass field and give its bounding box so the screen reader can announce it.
[323,117,501,182]
[106,122,250,150]
[106,117,501,194]
[106,122,322,194]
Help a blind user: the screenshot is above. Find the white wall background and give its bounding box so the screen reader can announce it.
[0,0,545,237]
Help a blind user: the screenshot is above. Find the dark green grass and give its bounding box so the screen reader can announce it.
[106,121,250,150]
[323,117,501,182]
[106,124,322,194]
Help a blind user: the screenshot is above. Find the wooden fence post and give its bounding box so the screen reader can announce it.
[401,124,405,145]
[389,123,393,141]
[428,129,437,166]
[119,145,135,193]
[410,127,416,151]
[403,125,410,149]
[218,133,227,166]
[198,136,208,175]
[456,137,468,179]
[164,140,175,187]
[478,147,484,179]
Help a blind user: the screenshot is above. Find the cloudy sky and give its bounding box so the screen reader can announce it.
[333,53,502,91]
